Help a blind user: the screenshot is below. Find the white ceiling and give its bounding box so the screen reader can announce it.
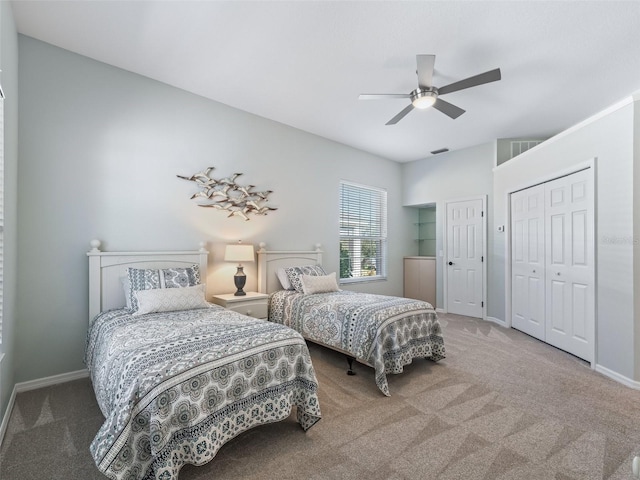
[10,1,640,163]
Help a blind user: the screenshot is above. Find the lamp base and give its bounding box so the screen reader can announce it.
[233,266,247,296]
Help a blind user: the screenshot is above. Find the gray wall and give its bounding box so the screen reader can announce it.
[493,100,637,379]
[15,35,414,382]
[0,1,19,426]
[402,142,494,311]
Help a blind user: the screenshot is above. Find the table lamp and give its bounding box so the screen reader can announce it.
[224,241,255,296]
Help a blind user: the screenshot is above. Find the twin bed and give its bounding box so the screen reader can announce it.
[256,244,445,396]
[85,243,321,480]
[85,241,445,479]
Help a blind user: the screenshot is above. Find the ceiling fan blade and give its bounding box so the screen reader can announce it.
[359,94,410,100]
[432,98,465,119]
[386,104,415,125]
[416,54,436,88]
[437,68,502,96]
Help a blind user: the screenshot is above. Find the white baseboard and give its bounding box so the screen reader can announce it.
[436,308,445,313]
[486,316,507,327]
[15,369,89,393]
[0,384,16,453]
[0,368,89,450]
[595,364,640,390]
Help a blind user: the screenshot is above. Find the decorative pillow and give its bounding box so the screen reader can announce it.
[162,266,201,288]
[300,272,339,294]
[276,267,293,290]
[121,276,133,310]
[285,265,327,293]
[126,264,201,312]
[133,284,210,316]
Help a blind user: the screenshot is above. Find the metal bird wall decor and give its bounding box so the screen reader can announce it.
[177,167,277,221]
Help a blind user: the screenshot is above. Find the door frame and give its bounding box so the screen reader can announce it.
[504,158,597,367]
[443,195,487,319]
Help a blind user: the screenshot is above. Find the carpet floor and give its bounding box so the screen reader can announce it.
[1,313,640,479]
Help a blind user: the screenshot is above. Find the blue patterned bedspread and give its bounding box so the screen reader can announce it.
[85,306,321,480]
[269,290,445,396]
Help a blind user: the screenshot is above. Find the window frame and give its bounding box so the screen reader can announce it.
[339,180,388,285]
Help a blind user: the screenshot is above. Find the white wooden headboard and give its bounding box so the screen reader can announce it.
[86,239,209,322]
[256,243,323,294]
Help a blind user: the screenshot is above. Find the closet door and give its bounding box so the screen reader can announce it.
[510,168,594,362]
[544,170,594,361]
[511,185,545,339]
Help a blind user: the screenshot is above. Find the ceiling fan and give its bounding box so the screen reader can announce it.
[359,54,501,125]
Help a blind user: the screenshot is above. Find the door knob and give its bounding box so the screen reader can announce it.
[448,261,453,266]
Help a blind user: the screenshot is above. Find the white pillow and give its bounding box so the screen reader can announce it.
[133,284,210,316]
[276,267,293,290]
[300,272,339,295]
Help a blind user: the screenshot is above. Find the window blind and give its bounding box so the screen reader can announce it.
[339,181,387,282]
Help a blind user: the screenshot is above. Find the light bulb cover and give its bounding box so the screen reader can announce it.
[411,90,437,109]
[411,91,436,110]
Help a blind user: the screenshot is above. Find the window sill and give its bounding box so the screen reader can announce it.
[339,275,387,285]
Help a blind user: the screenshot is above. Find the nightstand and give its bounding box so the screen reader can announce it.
[211,292,269,319]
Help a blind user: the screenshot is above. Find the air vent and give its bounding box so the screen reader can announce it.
[430,148,449,155]
[511,140,542,157]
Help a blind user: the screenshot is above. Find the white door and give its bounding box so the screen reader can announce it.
[509,168,594,362]
[446,199,484,318]
[544,170,594,361]
[511,184,546,339]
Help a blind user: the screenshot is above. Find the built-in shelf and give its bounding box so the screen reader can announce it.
[415,207,436,256]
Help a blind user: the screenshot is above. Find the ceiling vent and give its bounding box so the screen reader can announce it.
[430,148,449,155]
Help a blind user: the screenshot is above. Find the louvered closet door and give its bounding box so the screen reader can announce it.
[511,184,545,339]
[544,169,594,362]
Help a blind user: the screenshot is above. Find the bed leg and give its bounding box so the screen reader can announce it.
[346,356,356,376]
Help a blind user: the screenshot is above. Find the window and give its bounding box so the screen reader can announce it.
[339,181,387,283]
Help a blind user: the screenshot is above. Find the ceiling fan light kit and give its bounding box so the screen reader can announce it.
[359,54,501,125]
[411,88,437,109]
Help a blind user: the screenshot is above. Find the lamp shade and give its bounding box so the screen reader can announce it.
[224,244,255,263]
